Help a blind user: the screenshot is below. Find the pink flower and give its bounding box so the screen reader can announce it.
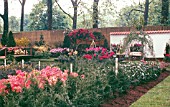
[81,74,85,79]
[140,59,147,64]
[0,79,8,95]
[70,72,78,78]
[93,54,97,57]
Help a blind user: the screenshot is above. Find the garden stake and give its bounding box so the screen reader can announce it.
[115,58,118,76]
[70,63,73,72]
[22,59,24,68]
[4,58,6,68]
[39,61,41,71]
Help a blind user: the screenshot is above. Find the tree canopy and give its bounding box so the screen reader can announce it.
[28,1,70,31]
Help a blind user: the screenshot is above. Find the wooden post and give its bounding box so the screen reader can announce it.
[70,63,73,73]
[25,47,26,55]
[22,59,24,68]
[39,61,41,71]
[4,59,6,67]
[115,58,118,76]
[5,47,7,58]
[30,47,32,56]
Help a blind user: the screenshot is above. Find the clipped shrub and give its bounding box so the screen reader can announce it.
[63,35,71,48]
[35,34,45,46]
[103,39,109,49]
[165,43,170,54]
[7,31,16,47]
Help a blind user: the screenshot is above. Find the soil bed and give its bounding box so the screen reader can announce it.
[101,71,170,107]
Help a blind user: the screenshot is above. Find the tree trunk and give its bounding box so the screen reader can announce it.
[47,0,52,30]
[3,0,8,34]
[93,0,99,28]
[161,0,169,25]
[20,0,25,31]
[73,4,78,29]
[144,0,149,26]
[71,0,78,29]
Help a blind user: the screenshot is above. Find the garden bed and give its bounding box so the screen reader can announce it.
[101,70,170,107]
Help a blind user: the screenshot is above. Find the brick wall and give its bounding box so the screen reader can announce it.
[0,26,170,46]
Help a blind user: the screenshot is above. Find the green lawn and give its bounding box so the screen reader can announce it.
[130,75,170,107]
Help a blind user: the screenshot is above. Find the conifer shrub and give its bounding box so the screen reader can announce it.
[1,31,8,46]
[7,31,16,47]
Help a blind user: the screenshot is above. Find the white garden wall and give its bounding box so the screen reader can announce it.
[110,31,170,58]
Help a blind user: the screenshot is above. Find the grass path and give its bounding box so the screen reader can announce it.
[130,75,170,107]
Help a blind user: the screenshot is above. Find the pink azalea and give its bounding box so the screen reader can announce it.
[0,79,8,95]
[0,66,81,94]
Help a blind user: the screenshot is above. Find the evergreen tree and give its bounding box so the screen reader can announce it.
[103,38,109,49]
[63,35,71,48]
[7,31,16,47]
[1,31,7,46]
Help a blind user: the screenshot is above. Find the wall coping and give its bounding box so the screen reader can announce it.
[110,30,170,35]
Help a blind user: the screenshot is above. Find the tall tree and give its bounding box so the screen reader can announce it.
[47,0,52,30]
[116,0,153,27]
[55,0,81,29]
[144,0,149,26]
[93,0,99,28]
[71,0,79,29]
[161,0,169,25]
[9,16,19,32]
[0,0,8,34]
[19,0,26,31]
[28,1,70,31]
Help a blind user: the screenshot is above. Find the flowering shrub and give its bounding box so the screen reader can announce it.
[83,47,115,60]
[54,49,78,63]
[130,43,143,52]
[119,61,162,85]
[50,48,69,54]
[50,48,69,57]
[33,45,51,58]
[0,59,164,106]
[68,29,95,43]
[0,66,81,95]
[15,37,30,47]
[33,45,48,52]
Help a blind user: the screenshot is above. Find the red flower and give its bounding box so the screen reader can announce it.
[165,54,170,57]
[68,29,96,41]
[83,54,93,60]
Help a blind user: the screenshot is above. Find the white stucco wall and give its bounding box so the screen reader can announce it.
[110,33,170,58]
